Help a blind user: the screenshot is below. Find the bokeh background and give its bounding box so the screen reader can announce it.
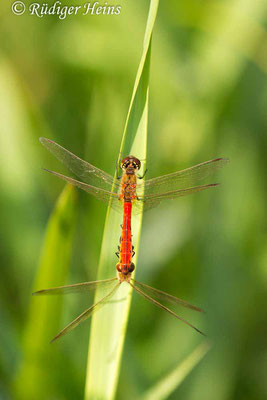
[1,0,267,399]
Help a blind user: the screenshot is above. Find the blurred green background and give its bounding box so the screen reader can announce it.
[1,0,267,399]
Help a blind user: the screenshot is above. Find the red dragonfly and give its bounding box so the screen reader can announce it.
[33,138,228,342]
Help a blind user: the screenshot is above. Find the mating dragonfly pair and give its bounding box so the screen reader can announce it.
[33,138,229,342]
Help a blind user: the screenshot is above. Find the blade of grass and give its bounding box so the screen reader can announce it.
[14,184,76,400]
[141,342,211,400]
[85,1,159,400]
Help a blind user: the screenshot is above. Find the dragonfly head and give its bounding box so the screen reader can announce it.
[116,263,135,283]
[121,156,141,173]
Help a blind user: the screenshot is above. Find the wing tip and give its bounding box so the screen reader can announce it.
[213,157,230,164]
[39,137,53,145]
[194,306,205,313]
[32,290,45,296]
[50,335,59,344]
[208,183,220,187]
[42,168,56,175]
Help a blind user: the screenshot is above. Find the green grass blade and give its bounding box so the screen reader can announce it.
[14,185,76,400]
[141,342,211,400]
[119,0,158,158]
[85,1,159,400]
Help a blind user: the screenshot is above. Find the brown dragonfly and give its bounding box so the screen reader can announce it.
[33,138,229,342]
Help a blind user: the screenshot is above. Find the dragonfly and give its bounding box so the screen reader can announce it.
[34,138,228,342]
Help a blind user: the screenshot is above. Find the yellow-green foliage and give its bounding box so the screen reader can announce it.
[1,0,267,399]
[14,185,76,399]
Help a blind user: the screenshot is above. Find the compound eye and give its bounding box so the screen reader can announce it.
[129,263,135,273]
[116,264,122,272]
[134,159,141,169]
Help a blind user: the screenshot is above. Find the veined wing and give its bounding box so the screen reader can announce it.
[32,278,117,296]
[44,169,123,213]
[136,158,229,196]
[130,282,205,336]
[132,183,219,214]
[50,282,120,342]
[131,279,203,312]
[40,137,120,191]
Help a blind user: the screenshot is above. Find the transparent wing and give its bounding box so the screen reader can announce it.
[136,158,229,197]
[44,169,123,213]
[40,137,120,191]
[130,282,205,336]
[50,282,120,342]
[132,183,219,214]
[32,278,117,296]
[132,279,203,312]
[47,169,218,215]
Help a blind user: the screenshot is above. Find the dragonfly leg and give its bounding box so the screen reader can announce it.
[115,251,119,258]
[116,160,122,180]
[138,168,148,179]
[132,250,135,257]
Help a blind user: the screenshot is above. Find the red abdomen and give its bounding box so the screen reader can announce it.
[118,202,133,274]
